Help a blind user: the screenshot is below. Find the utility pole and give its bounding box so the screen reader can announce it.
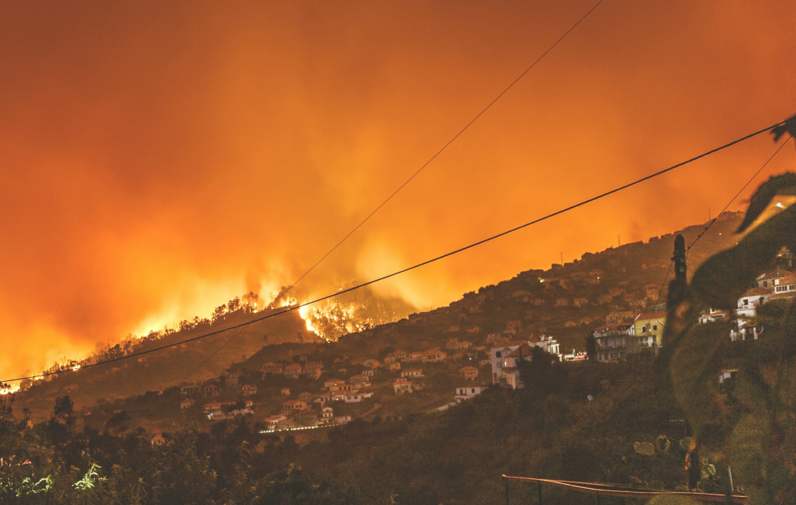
[664,234,688,347]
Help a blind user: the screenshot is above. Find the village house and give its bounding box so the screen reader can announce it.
[321,406,334,423]
[393,377,414,395]
[361,368,375,377]
[283,363,303,379]
[633,310,666,349]
[445,338,472,351]
[489,344,531,389]
[280,387,291,397]
[401,368,424,379]
[344,391,374,403]
[572,297,589,308]
[698,308,730,324]
[202,382,220,398]
[388,361,401,371]
[348,374,371,387]
[241,384,257,396]
[324,378,345,392]
[423,349,447,363]
[455,385,487,402]
[459,366,479,381]
[770,271,796,300]
[645,284,660,301]
[529,334,561,359]
[150,432,166,446]
[283,399,309,412]
[260,362,283,375]
[179,398,194,410]
[407,351,425,362]
[180,384,200,397]
[362,358,381,369]
[335,415,353,425]
[298,392,313,403]
[592,325,632,363]
[302,361,324,380]
[264,414,288,430]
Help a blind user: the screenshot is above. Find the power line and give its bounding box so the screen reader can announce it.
[200,0,606,375]
[687,137,793,252]
[285,0,604,291]
[1,116,788,384]
[654,136,793,299]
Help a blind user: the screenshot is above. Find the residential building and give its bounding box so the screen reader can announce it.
[455,386,487,402]
[401,368,424,379]
[736,288,770,319]
[459,366,479,381]
[180,384,199,397]
[489,344,531,389]
[283,399,309,412]
[529,334,561,359]
[633,310,666,348]
[179,398,194,410]
[344,392,374,403]
[260,362,283,375]
[362,359,381,369]
[388,361,402,372]
[202,383,220,398]
[264,414,288,430]
[592,325,631,363]
[423,348,447,363]
[284,363,303,379]
[241,384,257,396]
[393,378,414,395]
[446,338,472,351]
[280,387,291,397]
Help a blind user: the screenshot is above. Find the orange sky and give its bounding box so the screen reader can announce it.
[1,1,794,380]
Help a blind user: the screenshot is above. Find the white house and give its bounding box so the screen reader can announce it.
[455,386,487,402]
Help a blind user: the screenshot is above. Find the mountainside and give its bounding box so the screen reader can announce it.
[14,308,321,420]
[13,212,744,424]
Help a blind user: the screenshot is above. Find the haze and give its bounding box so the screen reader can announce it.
[1,0,794,379]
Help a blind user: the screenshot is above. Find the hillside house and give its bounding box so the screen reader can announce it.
[770,271,796,299]
[321,407,334,423]
[446,338,472,351]
[179,398,194,410]
[489,344,531,389]
[645,284,660,301]
[592,325,632,363]
[530,334,561,359]
[407,351,425,362]
[324,379,345,392]
[459,366,479,381]
[423,349,448,363]
[260,362,283,375]
[361,369,375,377]
[736,288,769,319]
[633,311,666,348]
[401,369,424,379]
[180,384,199,397]
[335,415,353,425]
[344,392,374,403]
[280,387,291,397]
[150,432,166,446]
[698,308,730,324]
[455,386,487,402]
[393,378,414,395]
[284,363,303,378]
[302,361,324,379]
[362,359,381,369]
[264,414,288,430]
[572,297,589,308]
[203,383,220,398]
[241,384,257,396]
[388,361,401,371]
[348,374,371,387]
[757,270,787,289]
[283,399,309,412]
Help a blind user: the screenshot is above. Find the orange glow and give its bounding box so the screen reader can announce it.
[1,1,795,380]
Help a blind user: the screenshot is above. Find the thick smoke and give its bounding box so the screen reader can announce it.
[1,1,794,379]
